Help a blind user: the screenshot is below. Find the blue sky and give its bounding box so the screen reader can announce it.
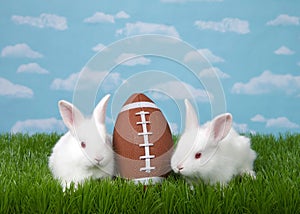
[1,0,300,135]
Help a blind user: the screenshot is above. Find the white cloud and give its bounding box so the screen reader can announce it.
[115,11,130,19]
[17,63,49,74]
[233,122,255,134]
[116,22,180,38]
[101,72,123,92]
[1,43,43,58]
[148,91,171,101]
[161,0,223,2]
[231,70,300,95]
[151,81,211,102]
[184,48,225,63]
[274,46,295,55]
[266,14,300,26]
[0,77,33,98]
[251,114,266,123]
[92,43,106,52]
[115,53,151,66]
[11,118,67,134]
[84,12,115,23]
[199,67,230,79]
[266,117,299,129]
[51,72,79,91]
[11,13,67,30]
[195,18,250,34]
[251,114,299,129]
[84,11,130,24]
[51,69,122,92]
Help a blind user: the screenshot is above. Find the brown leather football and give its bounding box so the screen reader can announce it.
[113,93,174,184]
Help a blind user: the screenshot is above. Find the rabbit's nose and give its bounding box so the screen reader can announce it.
[177,165,184,171]
[95,157,104,163]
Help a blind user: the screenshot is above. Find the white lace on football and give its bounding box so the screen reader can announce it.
[136,110,155,173]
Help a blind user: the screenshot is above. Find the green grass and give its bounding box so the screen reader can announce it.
[0,133,299,213]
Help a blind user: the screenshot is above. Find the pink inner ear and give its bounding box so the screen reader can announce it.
[60,103,75,129]
[66,108,74,125]
[59,100,85,132]
[212,114,232,142]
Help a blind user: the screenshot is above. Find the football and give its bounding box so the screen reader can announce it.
[113,93,174,185]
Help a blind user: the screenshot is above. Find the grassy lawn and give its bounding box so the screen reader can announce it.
[0,133,299,213]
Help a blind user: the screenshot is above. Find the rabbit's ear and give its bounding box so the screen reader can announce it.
[210,113,232,143]
[93,94,110,139]
[58,100,84,131]
[184,99,199,132]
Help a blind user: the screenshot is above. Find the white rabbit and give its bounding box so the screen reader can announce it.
[49,94,114,190]
[171,99,256,186]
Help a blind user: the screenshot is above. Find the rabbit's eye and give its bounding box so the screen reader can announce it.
[195,152,202,159]
[81,142,86,149]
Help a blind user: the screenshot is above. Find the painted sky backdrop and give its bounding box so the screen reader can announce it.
[1,0,300,135]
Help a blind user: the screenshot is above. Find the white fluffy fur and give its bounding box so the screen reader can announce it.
[171,99,257,185]
[48,94,114,190]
